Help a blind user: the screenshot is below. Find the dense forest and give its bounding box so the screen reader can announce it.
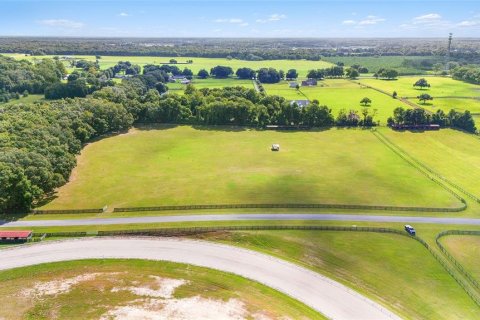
[1,37,480,62]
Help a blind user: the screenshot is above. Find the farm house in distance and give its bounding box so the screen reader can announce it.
[301,79,317,86]
[290,100,310,108]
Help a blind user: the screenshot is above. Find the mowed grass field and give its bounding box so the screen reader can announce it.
[42,125,461,210]
[3,53,333,78]
[168,78,254,94]
[417,97,480,114]
[358,76,480,98]
[198,230,480,320]
[441,235,480,282]
[322,55,440,75]
[264,79,410,124]
[0,259,320,319]
[358,76,480,114]
[380,128,480,200]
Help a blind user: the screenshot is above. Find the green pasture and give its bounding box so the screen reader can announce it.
[41,125,461,210]
[358,76,480,99]
[380,128,480,202]
[168,78,254,94]
[264,79,411,124]
[322,55,440,75]
[0,259,320,319]
[441,235,480,282]
[408,97,480,114]
[0,94,44,106]
[200,229,479,320]
[3,53,333,78]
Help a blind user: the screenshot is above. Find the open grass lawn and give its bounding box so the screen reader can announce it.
[322,55,440,75]
[441,235,480,282]
[0,94,44,106]
[380,128,480,200]
[3,53,333,78]
[0,259,320,319]
[358,76,480,99]
[167,78,254,95]
[41,125,461,210]
[408,97,480,114]
[198,230,479,320]
[264,79,410,124]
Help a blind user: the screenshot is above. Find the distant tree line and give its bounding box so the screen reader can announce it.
[2,37,480,63]
[387,107,476,133]
[451,66,480,85]
[0,55,66,102]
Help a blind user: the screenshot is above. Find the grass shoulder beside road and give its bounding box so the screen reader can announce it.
[195,229,479,320]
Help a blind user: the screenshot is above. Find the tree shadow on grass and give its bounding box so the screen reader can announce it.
[0,211,29,223]
[135,123,179,132]
[191,125,250,132]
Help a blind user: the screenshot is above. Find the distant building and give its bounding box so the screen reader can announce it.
[0,230,32,243]
[301,79,317,86]
[289,82,299,88]
[180,79,191,84]
[391,124,440,131]
[170,75,187,81]
[290,100,310,108]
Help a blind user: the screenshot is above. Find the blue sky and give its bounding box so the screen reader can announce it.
[0,0,479,37]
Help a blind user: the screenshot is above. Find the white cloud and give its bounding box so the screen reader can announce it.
[256,14,286,23]
[341,15,385,26]
[413,13,442,23]
[457,20,479,27]
[214,18,244,24]
[38,19,84,29]
[358,15,385,25]
[342,20,356,25]
[401,13,454,30]
[119,12,129,17]
[239,22,249,27]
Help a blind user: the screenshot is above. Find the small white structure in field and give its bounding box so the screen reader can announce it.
[271,144,280,151]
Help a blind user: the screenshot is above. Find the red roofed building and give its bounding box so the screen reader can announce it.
[0,230,32,243]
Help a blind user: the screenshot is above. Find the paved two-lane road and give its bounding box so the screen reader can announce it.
[0,238,400,320]
[1,213,480,227]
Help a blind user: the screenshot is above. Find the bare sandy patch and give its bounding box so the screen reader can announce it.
[112,275,187,298]
[22,272,120,297]
[100,297,262,320]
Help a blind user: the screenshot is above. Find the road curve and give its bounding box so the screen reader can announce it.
[1,213,480,227]
[0,238,400,320]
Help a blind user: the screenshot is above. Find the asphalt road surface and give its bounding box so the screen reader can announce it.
[1,213,480,227]
[0,238,400,320]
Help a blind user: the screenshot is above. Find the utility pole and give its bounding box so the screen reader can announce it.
[445,33,453,72]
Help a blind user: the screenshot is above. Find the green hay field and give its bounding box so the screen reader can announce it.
[199,230,479,320]
[441,235,480,282]
[380,128,480,200]
[0,259,320,319]
[264,79,410,124]
[408,97,480,114]
[358,76,480,99]
[41,125,461,210]
[3,53,333,78]
[322,55,440,75]
[168,78,254,94]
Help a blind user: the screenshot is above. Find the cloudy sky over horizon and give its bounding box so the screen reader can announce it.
[0,0,479,38]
